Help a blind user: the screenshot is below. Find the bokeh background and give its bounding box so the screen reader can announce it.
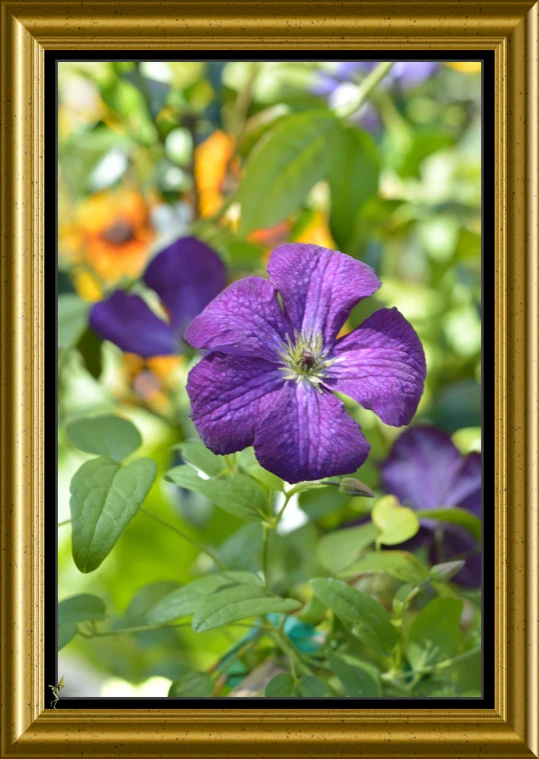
[57,60,482,697]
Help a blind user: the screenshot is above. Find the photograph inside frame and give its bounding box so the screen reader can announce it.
[56,58,483,701]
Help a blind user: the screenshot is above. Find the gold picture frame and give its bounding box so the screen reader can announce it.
[1,2,538,756]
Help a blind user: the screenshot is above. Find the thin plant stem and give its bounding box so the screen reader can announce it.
[57,519,71,528]
[139,507,228,570]
[335,61,395,119]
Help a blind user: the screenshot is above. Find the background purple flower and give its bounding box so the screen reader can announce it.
[313,61,439,99]
[90,237,226,358]
[380,425,481,586]
[185,243,426,484]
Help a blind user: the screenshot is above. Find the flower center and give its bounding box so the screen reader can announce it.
[278,330,336,389]
[101,218,135,245]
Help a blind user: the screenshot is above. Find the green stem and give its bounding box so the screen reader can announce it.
[57,519,71,528]
[335,62,395,119]
[139,507,228,570]
[79,620,273,639]
[262,523,271,588]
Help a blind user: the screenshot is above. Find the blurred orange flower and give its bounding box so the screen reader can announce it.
[194,130,237,218]
[60,189,155,290]
[118,353,184,416]
[445,62,481,74]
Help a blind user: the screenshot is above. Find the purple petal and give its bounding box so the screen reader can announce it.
[253,381,370,484]
[144,237,226,335]
[89,291,177,357]
[444,452,482,516]
[327,307,426,426]
[429,525,481,588]
[380,426,478,512]
[267,244,381,347]
[187,353,284,455]
[393,61,439,86]
[312,72,340,97]
[184,276,291,362]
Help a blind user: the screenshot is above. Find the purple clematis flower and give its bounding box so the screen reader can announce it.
[89,237,226,358]
[185,243,426,484]
[380,425,481,587]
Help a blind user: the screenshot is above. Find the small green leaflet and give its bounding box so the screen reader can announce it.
[173,441,226,477]
[296,675,331,697]
[239,110,340,235]
[165,466,271,522]
[429,560,466,583]
[66,414,142,463]
[265,673,330,697]
[70,456,157,573]
[247,464,285,492]
[168,672,214,697]
[145,571,263,624]
[58,593,107,625]
[372,496,420,546]
[310,578,398,657]
[192,584,302,633]
[416,507,481,541]
[265,673,296,697]
[58,624,78,651]
[316,522,377,574]
[405,597,464,671]
[327,652,382,697]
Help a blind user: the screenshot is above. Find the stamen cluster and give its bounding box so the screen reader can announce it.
[278,329,336,389]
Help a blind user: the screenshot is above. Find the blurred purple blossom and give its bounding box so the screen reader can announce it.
[90,237,226,358]
[380,425,481,587]
[185,243,426,484]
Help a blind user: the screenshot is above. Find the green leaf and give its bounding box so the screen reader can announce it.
[429,560,466,583]
[192,585,302,633]
[310,578,398,657]
[70,456,157,573]
[316,522,377,574]
[372,496,420,546]
[416,507,481,541]
[145,571,263,624]
[297,675,331,697]
[76,326,103,380]
[174,441,226,477]
[265,673,297,697]
[340,551,429,585]
[399,131,453,178]
[66,415,142,463]
[58,294,90,351]
[124,582,181,625]
[168,672,214,697]
[58,593,107,625]
[58,624,78,650]
[239,110,339,235]
[166,466,271,522]
[329,125,380,250]
[405,597,463,671]
[328,652,382,697]
[247,464,285,492]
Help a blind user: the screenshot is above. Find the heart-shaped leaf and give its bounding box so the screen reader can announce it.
[297,675,331,697]
[340,550,429,585]
[372,496,420,546]
[70,456,157,572]
[66,414,142,463]
[145,571,263,624]
[174,441,226,477]
[58,624,78,650]
[192,585,301,633]
[265,673,297,697]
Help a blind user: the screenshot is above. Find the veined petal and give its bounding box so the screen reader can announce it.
[328,307,426,426]
[253,381,370,484]
[267,243,380,346]
[144,237,226,335]
[187,353,284,455]
[89,291,177,357]
[184,276,292,362]
[380,426,474,512]
[444,452,481,516]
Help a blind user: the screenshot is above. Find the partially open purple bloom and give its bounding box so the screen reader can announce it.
[380,425,481,587]
[89,237,226,358]
[185,244,426,484]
